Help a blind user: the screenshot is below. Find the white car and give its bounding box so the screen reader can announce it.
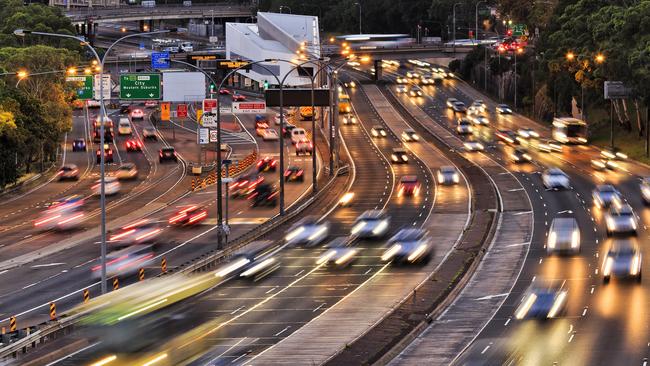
[350,210,390,238]
[517,128,540,139]
[542,168,570,190]
[381,229,432,264]
[547,217,580,255]
[593,185,621,208]
[464,140,484,152]
[467,106,481,115]
[437,166,460,185]
[371,125,388,138]
[342,114,357,125]
[179,42,194,52]
[605,204,637,236]
[142,127,157,140]
[92,177,121,196]
[456,119,473,134]
[396,85,408,93]
[514,280,568,320]
[471,115,489,125]
[316,237,358,267]
[115,163,138,180]
[452,102,467,113]
[118,118,132,135]
[130,108,144,120]
[401,129,419,142]
[471,100,487,112]
[602,240,642,283]
[496,104,513,114]
[262,129,279,141]
[640,177,650,204]
[446,98,459,108]
[284,217,330,246]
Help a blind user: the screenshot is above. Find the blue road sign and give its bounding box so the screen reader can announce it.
[151,52,170,69]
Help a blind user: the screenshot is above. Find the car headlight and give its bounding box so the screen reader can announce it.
[372,130,378,136]
[523,154,532,161]
[381,244,401,261]
[453,174,460,183]
[515,293,537,320]
[391,154,398,162]
[437,172,443,183]
[308,226,328,242]
[373,220,389,235]
[547,291,566,318]
[380,130,387,136]
[351,221,366,235]
[603,257,613,276]
[642,186,650,197]
[548,231,557,249]
[402,155,409,162]
[631,254,641,275]
[285,226,305,242]
[412,134,419,141]
[408,244,428,262]
[571,229,580,248]
[630,218,637,230]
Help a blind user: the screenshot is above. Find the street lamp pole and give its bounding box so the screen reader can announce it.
[475,0,486,43]
[453,3,462,53]
[355,2,362,34]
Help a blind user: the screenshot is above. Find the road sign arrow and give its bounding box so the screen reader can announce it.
[149,93,154,97]
[126,93,131,97]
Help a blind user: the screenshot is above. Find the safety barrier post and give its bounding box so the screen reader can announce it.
[83,289,90,303]
[138,268,145,281]
[49,302,56,321]
[113,277,119,291]
[162,257,167,273]
[9,317,16,332]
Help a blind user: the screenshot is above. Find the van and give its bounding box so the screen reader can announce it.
[118,118,132,135]
[547,217,580,255]
[291,128,307,144]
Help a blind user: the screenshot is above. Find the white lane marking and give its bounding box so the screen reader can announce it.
[265,286,278,294]
[294,269,305,277]
[231,306,245,315]
[230,352,248,364]
[475,293,509,301]
[274,326,291,337]
[206,337,248,365]
[480,345,490,354]
[313,303,325,312]
[44,342,100,366]
[31,263,66,268]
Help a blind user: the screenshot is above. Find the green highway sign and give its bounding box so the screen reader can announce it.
[119,73,161,100]
[512,24,527,36]
[67,75,93,100]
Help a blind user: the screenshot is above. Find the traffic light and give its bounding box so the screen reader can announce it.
[507,29,513,37]
[469,30,474,39]
[209,82,215,93]
[263,80,269,90]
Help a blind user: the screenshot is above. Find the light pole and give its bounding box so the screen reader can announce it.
[514,47,522,109]
[452,2,462,52]
[355,2,362,34]
[475,0,486,44]
[279,5,292,14]
[15,28,173,294]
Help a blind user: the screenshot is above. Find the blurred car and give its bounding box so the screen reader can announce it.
[344,81,357,88]
[495,129,518,145]
[371,125,388,138]
[130,108,144,120]
[262,129,279,141]
[470,115,489,125]
[316,237,358,267]
[125,138,143,152]
[93,116,113,129]
[396,77,408,84]
[401,129,419,142]
[602,240,642,283]
[109,219,162,247]
[91,245,155,280]
[408,87,423,97]
[273,113,287,125]
[381,228,432,264]
[464,140,485,152]
[118,118,132,135]
[232,92,246,101]
[34,196,85,230]
[115,163,138,180]
[342,113,357,125]
[257,157,278,172]
[96,144,114,164]
[496,104,513,114]
[446,98,459,108]
[92,176,121,196]
[396,85,408,93]
[601,147,628,160]
[547,217,580,255]
[219,88,231,95]
[142,127,157,141]
[456,118,473,135]
[284,217,330,246]
[510,148,532,163]
[295,139,313,156]
[93,127,114,143]
[605,203,637,236]
[471,100,487,112]
[517,128,539,139]
[437,166,460,185]
[542,168,570,190]
[159,147,178,163]
[57,164,79,181]
[230,174,264,198]
[282,122,297,137]
[119,103,131,113]
[467,106,481,115]
[593,184,622,208]
[406,71,420,79]
[452,101,467,113]
[72,138,86,152]
[591,158,618,171]
[255,115,269,129]
[398,175,421,197]
[350,210,390,238]
[284,166,305,182]
[514,281,567,320]
[144,100,157,108]
[391,148,409,164]
[250,183,278,207]
[256,127,268,137]
[640,177,650,204]
[536,139,563,153]
[168,206,208,226]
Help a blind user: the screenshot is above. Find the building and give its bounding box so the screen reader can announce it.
[225,12,321,88]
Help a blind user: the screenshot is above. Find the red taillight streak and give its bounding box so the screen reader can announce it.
[35,214,62,226]
[92,254,129,271]
[248,192,258,200]
[116,253,154,271]
[135,228,162,241]
[268,192,279,199]
[123,219,148,230]
[179,206,197,214]
[169,213,187,224]
[58,213,84,225]
[284,171,292,177]
[296,171,303,176]
[188,211,207,223]
[110,228,136,241]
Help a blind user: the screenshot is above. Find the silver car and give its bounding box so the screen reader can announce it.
[547,217,580,255]
[640,177,650,204]
[605,203,637,236]
[592,185,621,208]
[437,166,460,185]
[602,240,642,283]
[542,168,570,190]
[351,210,390,238]
[456,119,473,135]
[381,228,432,264]
[316,237,359,267]
[284,217,330,246]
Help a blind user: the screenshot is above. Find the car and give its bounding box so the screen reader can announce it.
[452,101,467,113]
[510,148,532,163]
[396,85,408,93]
[446,98,459,108]
[535,139,563,153]
[390,148,409,164]
[406,71,420,79]
[516,128,539,140]
[464,139,485,152]
[93,116,113,129]
[33,197,85,231]
[108,219,162,247]
[92,176,121,196]
[437,166,460,185]
[496,104,513,114]
[159,147,178,163]
[57,164,80,181]
[163,45,179,53]
[250,183,278,207]
[295,139,313,156]
[593,184,622,208]
[371,125,388,138]
[91,245,155,280]
[115,163,138,180]
[130,108,144,120]
[547,217,581,255]
[514,280,567,320]
[144,100,157,108]
[420,77,435,85]
[591,158,618,171]
[232,93,246,101]
[290,127,308,144]
[96,144,114,164]
[219,88,231,95]
[255,115,270,129]
[542,168,570,190]
[381,228,432,264]
[230,174,264,198]
[179,42,194,52]
[605,203,638,236]
[142,127,157,141]
[342,113,357,125]
[640,177,650,204]
[72,138,86,152]
[118,118,132,135]
[262,129,279,141]
[602,240,642,283]
[125,138,143,152]
[119,103,131,114]
[273,113,287,125]
[257,157,278,172]
[401,129,419,142]
[470,115,489,125]
[456,118,473,135]
[350,210,390,238]
[396,77,408,84]
[284,217,330,246]
[467,106,482,115]
[408,87,423,97]
[282,122,297,137]
[398,175,421,197]
[316,237,359,267]
[168,206,208,226]
[471,100,487,112]
[601,147,628,160]
[344,81,357,88]
[93,127,114,143]
[284,166,305,182]
[495,129,518,145]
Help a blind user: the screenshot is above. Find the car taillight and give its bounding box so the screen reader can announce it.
[188,211,207,223]
[284,170,292,177]
[159,152,163,157]
[271,160,277,167]
[257,161,263,167]
[296,171,303,176]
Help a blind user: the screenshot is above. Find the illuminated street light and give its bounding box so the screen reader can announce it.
[17,70,28,79]
[595,54,605,63]
[67,67,77,75]
[566,52,575,61]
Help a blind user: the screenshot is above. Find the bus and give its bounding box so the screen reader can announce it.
[552,117,588,144]
[339,93,351,113]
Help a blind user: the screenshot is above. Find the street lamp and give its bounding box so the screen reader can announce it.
[354,2,362,34]
[14,27,175,295]
[514,47,523,109]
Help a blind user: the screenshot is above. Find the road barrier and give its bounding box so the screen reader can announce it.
[112,278,119,291]
[190,149,259,192]
[49,303,56,321]
[138,268,145,281]
[161,257,167,273]
[191,178,195,190]
[83,289,89,304]
[9,317,15,332]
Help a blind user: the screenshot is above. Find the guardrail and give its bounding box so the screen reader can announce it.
[65,4,251,23]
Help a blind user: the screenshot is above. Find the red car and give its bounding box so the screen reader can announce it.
[398,175,421,197]
[232,93,246,101]
[219,88,231,95]
[168,206,208,226]
[125,138,143,152]
[96,145,114,164]
[257,157,278,172]
[109,219,163,247]
[144,100,158,108]
[284,166,305,182]
[230,174,264,198]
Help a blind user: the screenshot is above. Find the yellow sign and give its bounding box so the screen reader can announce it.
[190,55,218,61]
[196,109,203,125]
[160,102,170,121]
[217,60,250,69]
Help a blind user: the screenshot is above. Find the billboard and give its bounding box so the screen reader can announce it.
[162,72,206,102]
